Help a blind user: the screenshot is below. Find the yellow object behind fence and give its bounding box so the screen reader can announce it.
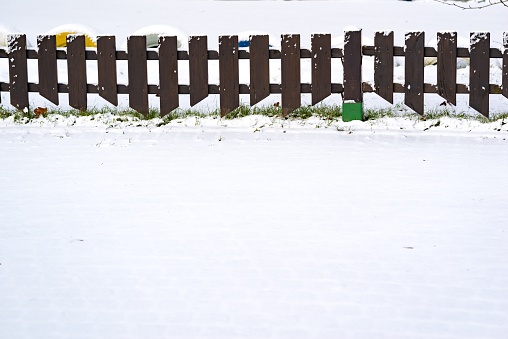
[55,32,97,47]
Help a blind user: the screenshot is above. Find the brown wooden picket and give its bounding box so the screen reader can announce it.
[249,35,270,106]
[67,35,87,111]
[343,30,362,103]
[1,31,508,118]
[469,32,490,117]
[158,36,179,116]
[97,35,118,106]
[374,31,394,104]
[405,32,424,115]
[503,32,508,99]
[281,34,301,116]
[127,35,148,114]
[37,35,59,106]
[437,32,457,106]
[8,34,29,110]
[219,35,239,116]
[311,34,331,106]
[189,36,208,106]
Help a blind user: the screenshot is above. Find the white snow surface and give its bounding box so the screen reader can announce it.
[1,1,508,339]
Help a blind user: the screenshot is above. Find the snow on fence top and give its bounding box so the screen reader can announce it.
[0,30,507,118]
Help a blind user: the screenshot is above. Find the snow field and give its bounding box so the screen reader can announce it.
[1,124,508,338]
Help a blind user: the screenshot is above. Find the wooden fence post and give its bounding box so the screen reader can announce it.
[8,34,29,111]
[158,36,179,116]
[37,35,59,106]
[127,35,148,115]
[281,34,301,117]
[249,35,270,106]
[189,36,209,107]
[469,32,490,117]
[311,34,331,106]
[97,35,118,106]
[437,32,457,106]
[219,35,239,117]
[67,35,87,111]
[502,32,507,100]
[343,30,363,121]
[405,32,424,115]
[374,31,394,104]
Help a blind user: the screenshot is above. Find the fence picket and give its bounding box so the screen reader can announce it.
[189,36,208,106]
[344,30,363,103]
[437,32,457,106]
[311,34,331,105]
[405,32,424,115]
[127,35,148,115]
[97,35,118,106]
[470,32,490,117]
[281,34,301,116]
[374,31,394,104]
[219,35,239,117]
[8,34,29,111]
[67,35,87,111]
[503,32,507,99]
[37,35,59,105]
[249,35,270,106]
[158,36,179,116]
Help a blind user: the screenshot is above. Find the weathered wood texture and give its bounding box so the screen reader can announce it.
[503,32,508,99]
[189,36,209,106]
[37,35,59,105]
[249,35,270,105]
[219,35,239,116]
[67,35,87,111]
[343,30,362,103]
[158,36,179,115]
[311,34,331,105]
[469,32,490,117]
[405,32,424,115]
[127,35,148,115]
[437,32,457,106]
[281,34,301,116]
[97,35,118,106]
[374,31,394,104]
[8,34,29,110]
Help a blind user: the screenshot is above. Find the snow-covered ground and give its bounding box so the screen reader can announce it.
[1,1,508,339]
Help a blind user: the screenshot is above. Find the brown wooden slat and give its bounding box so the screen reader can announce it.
[97,35,118,106]
[503,32,508,99]
[127,35,148,115]
[189,36,208,106]
[405,32,425,115]
[8,34,29,110]
[437,32,457,105]
[281,34,301,117]
[469,32,490,117]
[219,35,239,117]
[311,33,331,105]
[249,35,270,105]
[67,35,87,111]
[37,35,59,105]
[158,36,179,116]
[343,30,362,103]
[374,31,394,104]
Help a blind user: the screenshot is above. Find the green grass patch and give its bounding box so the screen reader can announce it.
[1,104,507,124]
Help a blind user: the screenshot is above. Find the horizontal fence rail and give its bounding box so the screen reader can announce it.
[0,31,507,117]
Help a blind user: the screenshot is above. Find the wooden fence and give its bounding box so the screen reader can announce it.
[1,31,507,118]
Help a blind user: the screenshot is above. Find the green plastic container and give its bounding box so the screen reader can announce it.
[342,102,363,122]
